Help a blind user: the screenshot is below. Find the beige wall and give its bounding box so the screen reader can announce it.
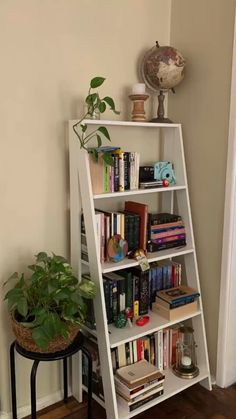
[0,0,171,414]
[169,0,236,375]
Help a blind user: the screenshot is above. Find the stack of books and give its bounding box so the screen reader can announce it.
[115,360,165,412]
[147,212,186,252]
[152,285,200,320]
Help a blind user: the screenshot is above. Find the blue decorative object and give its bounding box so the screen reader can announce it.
[154,161,176,185]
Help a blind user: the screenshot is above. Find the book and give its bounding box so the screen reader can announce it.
[125,201,148,251]
[147,239,186,252]
[152,299,198,321]
[89,147,120,194]
[116,359,163,388]
[114,375,164,401]
[156,285,200,308]
[131,268,149,315]
[117,388,164,412]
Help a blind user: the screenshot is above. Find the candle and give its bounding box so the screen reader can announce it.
[132,83,146,95]
[181,355,192,367]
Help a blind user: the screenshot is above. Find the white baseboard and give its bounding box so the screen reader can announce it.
[0,387,72,419]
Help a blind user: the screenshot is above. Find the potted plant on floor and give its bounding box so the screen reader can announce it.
[4,252,96,353]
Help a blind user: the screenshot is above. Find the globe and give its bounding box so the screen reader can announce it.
[141,42,186,122]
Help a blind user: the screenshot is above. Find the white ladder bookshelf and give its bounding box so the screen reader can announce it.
[69,119,211,419]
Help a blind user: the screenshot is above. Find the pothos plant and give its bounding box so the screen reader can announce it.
[73,76,120,165]
[4,252,96,349]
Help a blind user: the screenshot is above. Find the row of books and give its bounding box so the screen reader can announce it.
[89,147,140,194]
[81,207,186,264]
[82,335,168,412]
[115,360,165,412]
[112,326,180,372]
[103,261,182,325]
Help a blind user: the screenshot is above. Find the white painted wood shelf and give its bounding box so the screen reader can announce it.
[69,119,212,419]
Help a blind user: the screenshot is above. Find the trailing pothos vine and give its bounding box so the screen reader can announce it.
[73,77,120,165]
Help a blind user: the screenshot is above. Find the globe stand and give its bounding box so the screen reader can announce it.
[150,90,173,123]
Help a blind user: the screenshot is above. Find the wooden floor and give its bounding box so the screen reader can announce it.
[23,383,236,419]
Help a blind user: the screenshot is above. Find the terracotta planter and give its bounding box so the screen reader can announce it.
[11,314,80,353]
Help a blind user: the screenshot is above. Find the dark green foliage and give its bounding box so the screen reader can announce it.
[4,252,96,349]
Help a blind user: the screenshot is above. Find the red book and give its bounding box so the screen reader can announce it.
[125,201,148,251]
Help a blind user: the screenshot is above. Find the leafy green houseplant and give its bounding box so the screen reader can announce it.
[4,252,96,352]
[73,76,120,165]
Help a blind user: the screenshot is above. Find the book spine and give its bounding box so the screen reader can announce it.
[125,271,133,312]
[103,160,110,193]
[152,234,186,244]
[139,271,149,315]
[129,152,136,190]
[112,153,119,192]
[118,151,124,192]
[151,228,185,239]
[147,239,186,252]
[123,152,130,190]
[129,389,164,412]
[149,213,182,225]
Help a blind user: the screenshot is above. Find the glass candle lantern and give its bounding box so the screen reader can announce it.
[172,326,199,379]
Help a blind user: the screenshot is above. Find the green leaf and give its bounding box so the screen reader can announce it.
[81,123,87,133]
[103,96,120,114]
[86,93,98,106]
[62,302,78,318]
[17,297,28,317]
[90,77,105,89]
[103,96,115,109]
[32,327,50,349]
[35,252,48,263]
[4,288,24,301]
[78,279,96,299]
[96,134,102,148]
[98,126,111,141]
[102,152,114,167]
[98,102,106,113]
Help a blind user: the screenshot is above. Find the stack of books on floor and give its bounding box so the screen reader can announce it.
[152,285,200,320]
[115,360,165,412]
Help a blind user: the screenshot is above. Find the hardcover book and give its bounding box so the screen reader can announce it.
[116,359,163,388]
[156,285,200,306]
[125,201,148,251]
[152,300,198,321]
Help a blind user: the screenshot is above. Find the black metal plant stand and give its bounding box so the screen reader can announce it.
[10,332,93,419]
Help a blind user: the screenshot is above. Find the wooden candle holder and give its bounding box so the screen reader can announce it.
[129,94,149,122]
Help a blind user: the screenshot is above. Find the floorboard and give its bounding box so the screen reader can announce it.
[22,383,236,419]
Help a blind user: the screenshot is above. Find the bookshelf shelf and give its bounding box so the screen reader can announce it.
[109,309,202,348]
[69,119,211,419]
[81,244,194,273]
[93,185,187,200]
[73,118,181,129]
[117,366,210,419]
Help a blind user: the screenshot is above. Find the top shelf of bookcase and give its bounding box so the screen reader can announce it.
[71,119,181,128]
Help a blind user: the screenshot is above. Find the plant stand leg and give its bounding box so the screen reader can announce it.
[30,360,39,419]
[63,357,68,402]
[82,346,93,419]
[10,341,17,419]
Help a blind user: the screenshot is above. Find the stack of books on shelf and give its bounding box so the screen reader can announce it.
[147,212,186,252]
[89,146,140,194]
[152,285,200,321]
[115,360,165,412]
[112,326,180,371]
